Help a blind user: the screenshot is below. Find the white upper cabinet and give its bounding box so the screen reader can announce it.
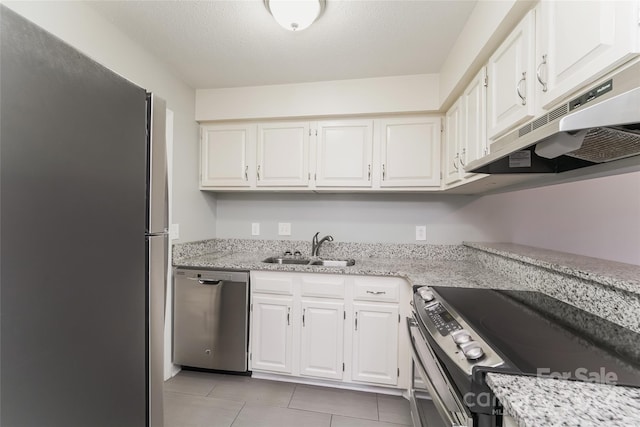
[444,67,488,186]
[315,120,374,188]
[444,99,463,185]
[461,67,488,172]
[257,122,310,187]
[535,0,640,109]
[487,9,536,141]
[200,123,255,187]
[379,117,441,187]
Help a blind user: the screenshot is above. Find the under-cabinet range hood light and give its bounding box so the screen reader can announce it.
[467,60,640,174]
[264,0,326,32]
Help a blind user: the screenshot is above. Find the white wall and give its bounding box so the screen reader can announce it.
[3,1,216,243]
[196,74,439,121]
[470,171,640,265]
[214,193,506,245]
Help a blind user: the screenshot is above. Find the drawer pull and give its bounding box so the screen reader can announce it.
[366,290,386,295]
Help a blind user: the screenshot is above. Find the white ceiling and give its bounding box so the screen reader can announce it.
[87,0,477,89]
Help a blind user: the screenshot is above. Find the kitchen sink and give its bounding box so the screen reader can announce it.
[262,257,355,267]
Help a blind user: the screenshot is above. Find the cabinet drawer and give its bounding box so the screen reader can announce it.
[251,272,294,295]
[353,277,400,302]
[301,275,345,299]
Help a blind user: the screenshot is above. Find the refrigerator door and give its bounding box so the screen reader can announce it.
[148,234,168,427]
[1,7,150,427]
[147,93,169,235]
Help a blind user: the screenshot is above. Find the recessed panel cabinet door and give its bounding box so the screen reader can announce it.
[257,122,310,187]
[201,124,254,187]
[444,99,463,185]
[380,117,441,187]
[536,0,640,109]
[461,67,488,179]
[300,300,344,380]
[352,303,399,386]
[315,120,373,187]
[250,295,293,374]
[487,9,536,141]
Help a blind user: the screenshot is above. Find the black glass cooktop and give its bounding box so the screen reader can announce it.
[427,287,640,388]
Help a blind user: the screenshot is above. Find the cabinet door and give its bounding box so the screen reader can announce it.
[250,295,293,374]
[461,67,488,178]
[352,303,399,385]
[201,124,254,187]
[315,120,373,187]
[300,300,344,380]
[487,9,536,141]
[443,99,462,185]
[379,117,441,187]
[536,0,640,109]
[257,122,310,187]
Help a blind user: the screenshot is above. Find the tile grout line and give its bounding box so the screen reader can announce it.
[287,383,298,408]
[228,401,247,427]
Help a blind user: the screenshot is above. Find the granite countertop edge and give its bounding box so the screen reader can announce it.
[464,242,640,295]
[486,372,640,426]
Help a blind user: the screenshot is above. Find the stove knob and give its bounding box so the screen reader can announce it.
[463,344,484,360]
[451,330,472,345]
[418,289,435,302]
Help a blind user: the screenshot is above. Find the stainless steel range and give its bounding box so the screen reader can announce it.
[407,286,640,427]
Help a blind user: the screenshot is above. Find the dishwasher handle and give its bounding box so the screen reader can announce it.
[188,277,223,286]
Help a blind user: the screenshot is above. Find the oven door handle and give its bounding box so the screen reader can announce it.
[407,317,469,427]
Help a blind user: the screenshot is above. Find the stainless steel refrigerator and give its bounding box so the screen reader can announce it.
[1,7,166,427]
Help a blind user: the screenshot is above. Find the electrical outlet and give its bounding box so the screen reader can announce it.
[278,222,291,236]
[170,223,180,240]
[251,223,260,236]
[415,225,427,241]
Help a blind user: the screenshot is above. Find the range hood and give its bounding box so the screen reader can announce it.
[467,60,640,174]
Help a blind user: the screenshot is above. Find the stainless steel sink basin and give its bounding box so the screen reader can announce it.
[262,257,355,267]
[309,259,356,267]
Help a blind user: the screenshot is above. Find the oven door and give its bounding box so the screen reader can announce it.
[407,316,471,427]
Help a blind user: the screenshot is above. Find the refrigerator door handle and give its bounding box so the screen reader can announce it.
[146,93,169,234]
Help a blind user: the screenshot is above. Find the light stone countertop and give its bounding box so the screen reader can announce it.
[172,241,640,427]
[173,250,526,290]
[465,242,640,295]
[487,373,640,426]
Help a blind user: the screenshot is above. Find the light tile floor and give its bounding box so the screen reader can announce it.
[164,370,413,427]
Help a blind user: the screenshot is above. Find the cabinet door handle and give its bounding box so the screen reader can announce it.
[459,148,466,167]
[244,165,248,181]
[366,290,386,295]
[367,164,371,181]
[287,307,291,326]
[382,164,386,180]
[355,312,358,331]
[453,153,459,171]
[302,308,306,327]
[536,54,548,92]
[517,72,527,106]
[257,165,261,180]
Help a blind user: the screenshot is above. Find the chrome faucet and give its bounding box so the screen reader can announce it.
[311,232,333,257]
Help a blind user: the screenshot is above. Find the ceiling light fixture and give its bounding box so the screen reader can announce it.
[264,0,326,32]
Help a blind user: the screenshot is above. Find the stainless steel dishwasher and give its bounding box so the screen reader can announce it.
[173,268,249,372]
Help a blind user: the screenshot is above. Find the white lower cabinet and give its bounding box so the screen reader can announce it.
[250,294,293,374]
[352,302,399,385]
[250,271,407,388]
[300,299,344,380]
